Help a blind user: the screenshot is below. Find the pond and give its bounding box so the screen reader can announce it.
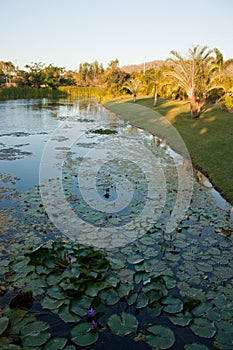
[0,98,232,350]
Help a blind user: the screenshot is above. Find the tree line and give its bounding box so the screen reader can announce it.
[0,46,233,117]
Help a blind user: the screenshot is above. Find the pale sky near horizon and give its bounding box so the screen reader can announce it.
[1,0,233,70]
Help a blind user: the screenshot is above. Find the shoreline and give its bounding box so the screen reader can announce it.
[105,98,233,208]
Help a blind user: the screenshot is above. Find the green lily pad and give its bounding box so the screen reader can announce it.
[117,283,131,298]
[134,272,144,284]
[127,293,137,306]
[21,327,50,347]
[147,304,163,318]
[127,255,144,265]
[43,337,67,350]
[215,331,233,349]
[216,321,233,333]
[70,322,99,347]
[190,318,216,338]
[47,287,65,300]
[36,265,50,275]
[163,275,177,289]
[58,305,81,323]
[41,295,64,310]
[85,282,104,297]
[47,274,63,286]
[184,343,211,350]
[161,296,183,314]
[107,312,138,337]
[146,324,176,349]
[100,288,120,305]
[169,312,192,326]
[20,320,50,335]
[0,317,9,335]
[70,297,92,317]
[192,302,212,317]
[0,345,21,350]
[136,293,149,309]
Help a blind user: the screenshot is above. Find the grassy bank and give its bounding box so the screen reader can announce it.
[105,97,233,205]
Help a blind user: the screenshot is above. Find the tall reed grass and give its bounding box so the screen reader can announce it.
[0,87,66,99]
[59,86,109,102]
[0,86,111,102]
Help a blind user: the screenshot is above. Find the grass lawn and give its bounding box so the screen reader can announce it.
[105,97,233,205]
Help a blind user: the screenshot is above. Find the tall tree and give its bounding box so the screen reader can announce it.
[213,48,233,81]
[166,46,215,118]
[25,62,45,88]
[146,69,163,107]
[0,61,16,85]
[43,64,64,89]
[124,78,141,102]
[104,59,129,95]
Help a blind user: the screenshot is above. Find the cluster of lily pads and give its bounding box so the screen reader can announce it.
[0,230,232,350]
[0,100,233,349]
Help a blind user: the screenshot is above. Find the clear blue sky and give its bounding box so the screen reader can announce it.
[1,0,233,70]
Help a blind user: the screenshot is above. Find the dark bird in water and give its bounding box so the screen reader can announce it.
[104,188,110,198]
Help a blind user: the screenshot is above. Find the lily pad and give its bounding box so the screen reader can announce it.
[169,312,192,326]
[127,293,138,306]
[20,320,50,347]
[107,312,138,337]
[100,288,120,305]
[70,297,92,317]
[190,318,216,338]
[136,293,149,309]
[215,330,233,349]
[127,255,144,265]
[0,345,21,350]
[43,337,67,350]
[147,304,163,318]
[0,317,9,335]
[146,324,176,349]
[184,343,211,350]
[161,296,183,314]
[70,322,99,347]
[41,295,64,310]
[58,304,81,323]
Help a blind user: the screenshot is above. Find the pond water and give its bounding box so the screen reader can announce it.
[0,99,232,350]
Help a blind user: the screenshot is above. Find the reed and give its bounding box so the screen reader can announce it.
[0,87,66,99]
[59,86,109,102]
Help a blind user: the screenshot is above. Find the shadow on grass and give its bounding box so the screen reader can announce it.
[106,96,233,205]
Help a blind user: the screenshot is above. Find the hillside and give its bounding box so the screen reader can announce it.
[121,60,166,73]
[121,60,233,77]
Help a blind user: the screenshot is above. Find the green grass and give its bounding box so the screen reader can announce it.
[105,97,233,205]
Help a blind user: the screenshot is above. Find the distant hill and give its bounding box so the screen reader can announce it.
[121,60,233,77]
[121,60,166,73]
[226,64,233,78]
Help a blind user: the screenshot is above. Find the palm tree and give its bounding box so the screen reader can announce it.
[151,70,163,107]
[166,46,215,118]
[213,48,233,80]
[124,78,141,102]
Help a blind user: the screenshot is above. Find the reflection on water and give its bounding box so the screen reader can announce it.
[0,98,232,350]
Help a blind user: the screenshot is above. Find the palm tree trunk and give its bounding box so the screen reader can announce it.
[190,93,199,118]
[153,85,158,107]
